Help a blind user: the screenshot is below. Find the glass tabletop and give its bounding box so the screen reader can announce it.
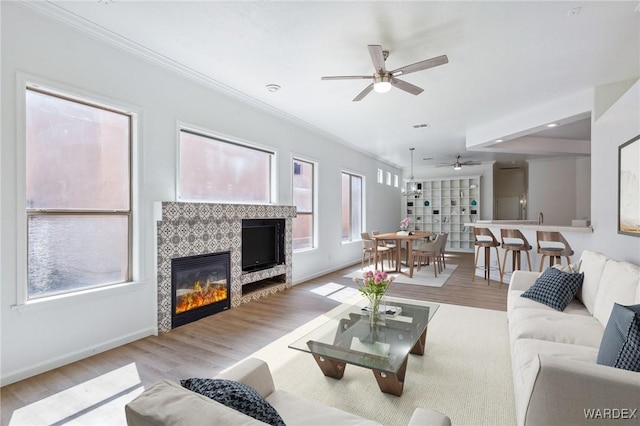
[288,296,439,374]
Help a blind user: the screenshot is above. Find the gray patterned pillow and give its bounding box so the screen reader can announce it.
[520,267,584,311]
[181,378,286,426]
[597,303,640,372]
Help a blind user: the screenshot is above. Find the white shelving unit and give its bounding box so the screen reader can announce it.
[404,176,481,252]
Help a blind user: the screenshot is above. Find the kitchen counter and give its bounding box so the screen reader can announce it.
[465,220,593,233]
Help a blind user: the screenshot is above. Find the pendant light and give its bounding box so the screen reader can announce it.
[403,148,422,197]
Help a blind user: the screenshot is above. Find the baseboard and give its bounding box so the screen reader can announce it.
[0,327,157,386]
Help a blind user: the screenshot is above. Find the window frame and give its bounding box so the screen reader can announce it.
[17,78,139,304]
[341,170,365,243]
[176,124,277,204]
[291,156,317,252]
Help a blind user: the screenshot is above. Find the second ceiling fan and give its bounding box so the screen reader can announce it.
[321,45,448,102]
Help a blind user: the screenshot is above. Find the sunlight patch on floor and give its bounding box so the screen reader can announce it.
[9,363,144,425]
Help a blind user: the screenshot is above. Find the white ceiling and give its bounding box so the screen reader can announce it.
[35,1,640,169]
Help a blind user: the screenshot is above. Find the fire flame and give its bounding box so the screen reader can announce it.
[175,279,228,314]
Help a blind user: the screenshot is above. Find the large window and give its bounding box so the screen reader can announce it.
[292,158,315,251]
[25,87,132,299]
[341,171,363,242]
[179,129,274,203]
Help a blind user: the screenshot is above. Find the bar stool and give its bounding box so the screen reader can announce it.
[500,229,532,285]
[473,227,502,287]
[536,231,574,271]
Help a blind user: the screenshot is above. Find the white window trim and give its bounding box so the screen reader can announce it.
[340,168,366,244]
[176,122,278,204]
[291,154,318,252]
[15,72,144,307]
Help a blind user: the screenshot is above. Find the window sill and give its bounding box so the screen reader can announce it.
[12,280,148,314]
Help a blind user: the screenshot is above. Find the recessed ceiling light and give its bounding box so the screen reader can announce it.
[547,123,559,128]
[423,157,433,161]
[495,139,504,143]
[413,123,430,129]
[265,84,281,92]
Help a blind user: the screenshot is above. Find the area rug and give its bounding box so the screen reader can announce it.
[249,298,516,426]
[343,264,458,287]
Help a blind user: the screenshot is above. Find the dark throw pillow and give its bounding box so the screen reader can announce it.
[180,378,286,426]
[520,267,584,311]
[597,303,640,372]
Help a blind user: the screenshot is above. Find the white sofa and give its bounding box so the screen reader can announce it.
[507,250,640,426]
[125,357,451,426]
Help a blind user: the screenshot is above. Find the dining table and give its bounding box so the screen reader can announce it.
[371,232,433,276]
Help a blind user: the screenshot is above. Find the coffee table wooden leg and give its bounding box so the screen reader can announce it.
[372,357,407,396]
[311,353,346,379]
[410,326,428,355]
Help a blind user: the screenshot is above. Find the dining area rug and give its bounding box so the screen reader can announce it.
[343,263,458,287]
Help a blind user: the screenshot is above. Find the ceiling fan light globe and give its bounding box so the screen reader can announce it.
[374,81,392,93]
[453,164,462,170]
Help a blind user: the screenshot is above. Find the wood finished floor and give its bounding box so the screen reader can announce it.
[0,252,508,425]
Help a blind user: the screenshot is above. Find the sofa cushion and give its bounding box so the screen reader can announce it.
[577,251,610,315]
[592,260,640,327]
[508,308,604,348]
[553,260,581,273]
[597,303,640,372]
[520,267,584,311]
[181,378,285,426]
[125,380,265,426]
[266,389,381,426]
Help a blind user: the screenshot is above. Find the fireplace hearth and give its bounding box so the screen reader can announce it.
[171,251,231,329]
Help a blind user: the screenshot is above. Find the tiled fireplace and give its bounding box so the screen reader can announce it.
[156,202,296,333]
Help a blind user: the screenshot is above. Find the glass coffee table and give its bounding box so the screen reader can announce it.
[288,296,439,396]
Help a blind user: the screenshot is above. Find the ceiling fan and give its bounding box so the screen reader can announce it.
[321,45,448,102]
[436,155,481,170]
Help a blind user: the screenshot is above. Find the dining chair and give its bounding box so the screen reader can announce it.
[361,237,391,271]
[372,230,396,268]
[409,234,444,278]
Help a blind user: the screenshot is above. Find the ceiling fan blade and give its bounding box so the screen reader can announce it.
[390,77,424,96]
[321,75,373,80]
[461,161,481,166]
[367,45,387,73]
[391,55,449,77]
[353,83,374,102]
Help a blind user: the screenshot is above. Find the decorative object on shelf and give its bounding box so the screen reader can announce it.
[460,190,464,197]
[424,200,430,206]
[417,216,422,221]
[433,210,440,214]
[471,209,477,215]
[353,270,395,326]
[407,202,414,207]
[451,199,457,206]
[402,148,422,197]
[471,199,477,206]
[461,207,466,213]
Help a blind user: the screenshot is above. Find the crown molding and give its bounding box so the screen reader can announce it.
[16,1,400,170]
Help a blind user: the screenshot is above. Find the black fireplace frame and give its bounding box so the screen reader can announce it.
[171,251,231,329]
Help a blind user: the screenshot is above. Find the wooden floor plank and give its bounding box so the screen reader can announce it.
[1,253,508,425]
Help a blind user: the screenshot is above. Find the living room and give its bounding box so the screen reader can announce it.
[1,1,639,425]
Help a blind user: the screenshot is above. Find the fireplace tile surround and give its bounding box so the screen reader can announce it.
[156,202,296,333]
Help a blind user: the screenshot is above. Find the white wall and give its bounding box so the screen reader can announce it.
[590,79,640,264]
[0,3,401,384]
